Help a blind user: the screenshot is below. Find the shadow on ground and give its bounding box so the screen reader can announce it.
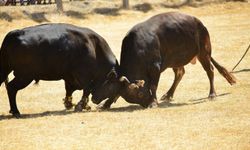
[22,10,50,23]
[92,7,120,16]
[133,3,153,13]
[65,10,85,19]
[0,109,75,121]
[0,12,13,22]
[0,93,231,121]
[158,93,231,108]
[160,0,237,8]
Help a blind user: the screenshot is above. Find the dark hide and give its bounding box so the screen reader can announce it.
[0,23,119,118]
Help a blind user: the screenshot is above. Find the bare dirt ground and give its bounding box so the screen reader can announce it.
[0,1,250,149]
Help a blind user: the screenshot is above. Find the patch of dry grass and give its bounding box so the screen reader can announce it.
[1,1,250,150]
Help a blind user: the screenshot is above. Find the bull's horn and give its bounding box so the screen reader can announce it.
[135,80,145,87]
[119,76,130,84]
[119,76,139,90]
[107,68,117,79]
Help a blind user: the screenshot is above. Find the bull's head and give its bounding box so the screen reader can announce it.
[91,69,121,104]
[118,76,152,107]
[92,70,152,107]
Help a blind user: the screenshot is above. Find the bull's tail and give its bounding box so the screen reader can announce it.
[0,56,7,87]
[211,57,236,85]
[197,18,236,86]
[4,77,9,87]
[0,31,15,86]
[0,47,4,86]
[0,51,8,87]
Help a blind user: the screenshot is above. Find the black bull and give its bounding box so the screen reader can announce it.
[0,23,119,118]
[92,12,236,108]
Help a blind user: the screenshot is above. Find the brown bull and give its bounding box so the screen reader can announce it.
[91,12,236,109]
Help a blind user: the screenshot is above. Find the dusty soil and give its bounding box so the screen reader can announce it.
[0,1,250,149]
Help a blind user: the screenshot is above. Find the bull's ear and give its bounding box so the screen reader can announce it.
[107,69,117,79]
[119,76,130,86]
[135,80,145,87]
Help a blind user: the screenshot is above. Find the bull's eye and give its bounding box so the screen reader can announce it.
[138,92,144,98]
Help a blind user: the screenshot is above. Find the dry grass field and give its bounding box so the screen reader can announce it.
[0,1,250,149]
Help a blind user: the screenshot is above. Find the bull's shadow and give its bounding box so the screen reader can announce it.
[0,93,230,121]
[0,109,76,121]
[106,102,188,112]
[188,93,230,102]
[108,92,231,111]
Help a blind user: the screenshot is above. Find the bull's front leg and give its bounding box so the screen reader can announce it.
[63,81,75,110]
[147,62,161,108]
[63,96,74,110]
[75,90,91,112]
[147,85,159,108]
[97,95,120,110]
[160,67,185,102]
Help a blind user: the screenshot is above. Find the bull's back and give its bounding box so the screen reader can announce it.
[128,12,203,69]
[1,24,102,80]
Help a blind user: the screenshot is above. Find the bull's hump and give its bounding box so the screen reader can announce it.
[18,24,86,47]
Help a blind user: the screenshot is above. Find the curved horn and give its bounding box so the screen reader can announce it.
[119,76,130,85]
[107,68,117,79]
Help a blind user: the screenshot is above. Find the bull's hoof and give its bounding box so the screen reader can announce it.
[64,101,74,110]
[160,94,173,102]
[9,110,21,118]
[74,103,84,112]
[208,93,216,100]
[13,113,21,119]
[84,105,91,111]
[63,97,74,110]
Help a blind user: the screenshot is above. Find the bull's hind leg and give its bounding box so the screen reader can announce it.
[160,67,185,102]
[7,77,32,118]
[198,55,216,99]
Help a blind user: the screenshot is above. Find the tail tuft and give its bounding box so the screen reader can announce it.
[211,57,236,85]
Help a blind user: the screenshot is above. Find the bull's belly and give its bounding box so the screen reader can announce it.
[11,61,94,89]
[12,65,65,80]
[34,75,63,81]
[13,70,63,81]
[12,69,89,89]
[162,54,197,69]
